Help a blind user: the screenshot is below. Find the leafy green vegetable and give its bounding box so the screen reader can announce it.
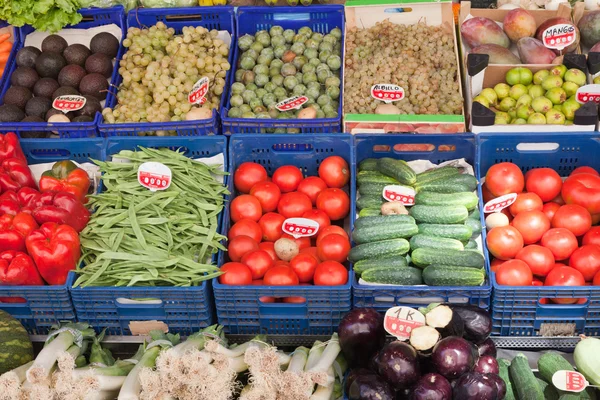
[0,0,82,33]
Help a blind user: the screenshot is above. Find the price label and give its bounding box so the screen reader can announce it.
[384,306,425,340]
[543,24,577,50]
[371,84,405,103]
[483,193,517,213]
[552,371,589,393]
[576,84,600,104]
[52,95,86,113]
[276,96,308,111]
[382,185,416,205]
[282,218,319,238]
[138,162,172,192]
[188,77,209,105]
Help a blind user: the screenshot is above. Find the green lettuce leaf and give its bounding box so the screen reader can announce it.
[0,0,82,32]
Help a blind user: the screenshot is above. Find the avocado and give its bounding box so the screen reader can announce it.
[0,104,26,122]
[46,108,66,121]
[41,35,68,54]
[20,117,49,139]
[52,86,78,100]
[35,52,67,79]
[63,44,91,67]
[85,53,112,78]
[16,47,41,68]
[79,73,108,100]
[90,32,119,58]
[25,97,51,119]
[33,78,60,98]
[4,86,32,109]
[76,95,102,117]
[72,115,94,123]
[10,67,39,90]
[58,65,86,89]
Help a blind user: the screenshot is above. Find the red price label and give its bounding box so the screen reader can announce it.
[188,77,209,105]
[382,185,416,205]
[282,218,319,238]
[383,306,425,340]
[543,24,576,50]
[576,84,600,104]
[138,162,172,192]
[276,96,308,111]
[552,371,589,393]
[483,193,517,214]
[371,84,405,103]
[52,95,86,112]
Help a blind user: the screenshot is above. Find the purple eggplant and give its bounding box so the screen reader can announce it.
[339,308,386,368]
[431,336,476,379]
[345,368,375,395]
[374,341,421,390]
[410,373,452,400]
[453,372,498,400]
[449,305,492,344]
[477,338,497,358]
[485,374,506,399]
[474,355,499,374]
[425,304,465,338]
[348,374,395,400]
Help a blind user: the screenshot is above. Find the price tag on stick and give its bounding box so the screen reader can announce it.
[138,162,172,192]
[371,84,405,103]
[382,185,416,205]
[188,77,209,105]
[383,306,425,341]
[276,96,308,111]
[576,84,600,104]
[543,24,577,51]
[53,95,86,113]
[552,371,600,393]
[483,193,517,213]
[282,218,319,239]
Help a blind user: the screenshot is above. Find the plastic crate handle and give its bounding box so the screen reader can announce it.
[258,299,308,317]
[0,299,31,316]
[515,142,560,153]
[536,299,590,318]
[115,297,167,318]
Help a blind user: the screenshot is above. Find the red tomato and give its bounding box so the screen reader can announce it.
[318,156,350,188]
[252,280,264,285]
[569,244,600,281]
[571,166,598,176]
[316,225,348,246]
[511,210,550,245]
[593,270,600,286]
[485,162,524,197]
[263,265,300,285]
[259,296,277,303]
[281,233,311,250]
[241,250,274,280]
[229,219,262,243]
[289,253,319,283]
[509,193,543,216]
[542,202,561,221]
[583,226,600,246]
[525,168,562,202]
[316,188,350,221]
[234,162,268,194]
[481,183,496,203]
[282,296,306,303]
[302,209,331,230]
[562,173,600,215]
[228,235,259,262]
[552,194,566,205]
[272,165,303,193]
[250,181,281,213]
[486,226,524,260]
[317,233,351,263]
[313,261,348,285]
[545,266,586,304]
[274,260,289,266]
[258,241,277,261]
[501,207,514,223]
[297,177,328,205]
[495,259,533,286]
[515,245,555,277]
[219,262,253,285]
[299,246,321,261]
[490,258,507,273]
[541,228,578,260]
[551,204,592,237]
[532,278,544,286]
[258,212,286,242]
[231,195,262,223]
[277,192,312,218]
[593,213,600,225]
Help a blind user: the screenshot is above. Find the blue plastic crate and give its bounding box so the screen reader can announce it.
[352,134,492,312]
[477,132,600,336]
[0,22,19,97]
[0,138,104,334]
[98,7,236,137]
[70,136,228,335]
[0,7,126,139]
[220,6,344,134]
[213,133,354,335]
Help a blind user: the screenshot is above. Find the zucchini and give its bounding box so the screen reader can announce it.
[349,239,410,262]
[422,265,485,286]
[354,256,408,276]
[357,195,383,210]
[464,239,478,250]
[498,359,516,400]
[414,191,479,211]
[354,214,415,230]
[416,166,460,185]
[469,209,480,220]
[465,217,482,237]
[538,352,575,383]
[376,157,417,186]
[357,171,399,186]
[358,208,381,217]
[510,353,544,400]
[537,378,560,400]
[411,248,485,269]
[409,205,469,224]
[416,174,478,193]
[358,182,388,196]
[353,224,418,244]
[361,266,423,285]
[358,158,378,172]
[409,234,464,251]
[417,224,473,242]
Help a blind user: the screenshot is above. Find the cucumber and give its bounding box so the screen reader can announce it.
[358,182,388,196]
[538,352,574,383]
[416,166,460,185]
[349,239,410,262]
[510,353,544,400]
[357,195,383,210]
[469,209,480,220]
[362,266,423,285]
[353,224,418,244]
[409,205,469,224]
[411,248,485,269]
[354,214,415,230]
[359,208,381,217]
[464,239,478,250]
[357,171,400,186]
[498,359,516,400]
[354,257,408,276]
[417,224,473,242]
[537,378,559,400]
[560,392,596,400]
[415,182,474,194]
[409,234,464,251]
[416,174,478,193]
[465,217,482,237]
[414,191,479,211]
[376,157,417,186]
[358,158,378,172]
[422,265,485,286]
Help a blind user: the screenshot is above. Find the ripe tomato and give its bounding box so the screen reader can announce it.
[569,244,600,281]
[272,165,303,193]
[289,253,319,283]
[318,156,350,188]
[552,194,566,205]
[258,213,286,242]
[562,173,600,215]
[571,166,598,176]
[241,250,273,280]
[314,261,348,285]
[509,193,543,216]
[511,210,550,245]
[299,246,321,261]
[250,181,281,213]
[316,225,348,246]
[583,226,600,246]
[281,233,311,250]
[495,259,533,286]
[593,213,600,225]
[541,228,578,261]
[525,168,562,202]
[593,270,600,286]
[532,278,544,286]
[302,209,331,230]
[316,188,350,221]
[542,202,561,222]
[252,280,264,285]
[234,162,268,194]
[277,192,312,218]
[545,266,585,304]
[259,296,276,302]
[263,265,299,285]
[230,195,262,223]
[485,162,524,197]
[317,233,351,263]
[486,226,524,260]
[228,235,259,262]
[298,177,328,205]
[515,245,555,277]
[282,297,306,303]
[219,262,253,285]
[551,204,592,237]
[490,258,508,273]
[229,219,262,243]
[481,183,496,203]
[258,241,277,261]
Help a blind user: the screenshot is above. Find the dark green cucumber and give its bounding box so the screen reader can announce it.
[359,208,381,217]
[469,209,480,220]
[409,234,464,251]
[498,359,516,400]
[411,248,485,269]
[409,205,469,224]
[537,378,559,400]
[361,266,423,285]
[417,224,473,242]
[465,217,482,237]
[422,265,485,286]
[538,352,575,383]
[464,239,478,250]
[376,157,417,186]
[357,195,383,210]
[358,182,387,196]
[415,182,473,194]
[353,224,418,244]
[358,158,378,172]
[414,191,479,211]
[416,174,478,193]
[416,166,460,185]
[354,257,408,276]
[510,353,544,400]
[354,214,415,230]
[357,171,400,186]
[349,239,410,262]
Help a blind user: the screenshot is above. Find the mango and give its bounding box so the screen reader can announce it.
[536,18,580,54]
[517,37,556,64]
[461,17,510,49]
[504,8,536,43]
[579,10,600,47]
[470,44,521,64]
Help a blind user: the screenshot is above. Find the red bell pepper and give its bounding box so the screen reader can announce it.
[0,133,26,164]
[0,250,44,286]
[0,158,36,192]
[0,188,39,216]
[0,212,38,252]
[31,191,90,233]
[25,223,80,285]
[39,160,91,204]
